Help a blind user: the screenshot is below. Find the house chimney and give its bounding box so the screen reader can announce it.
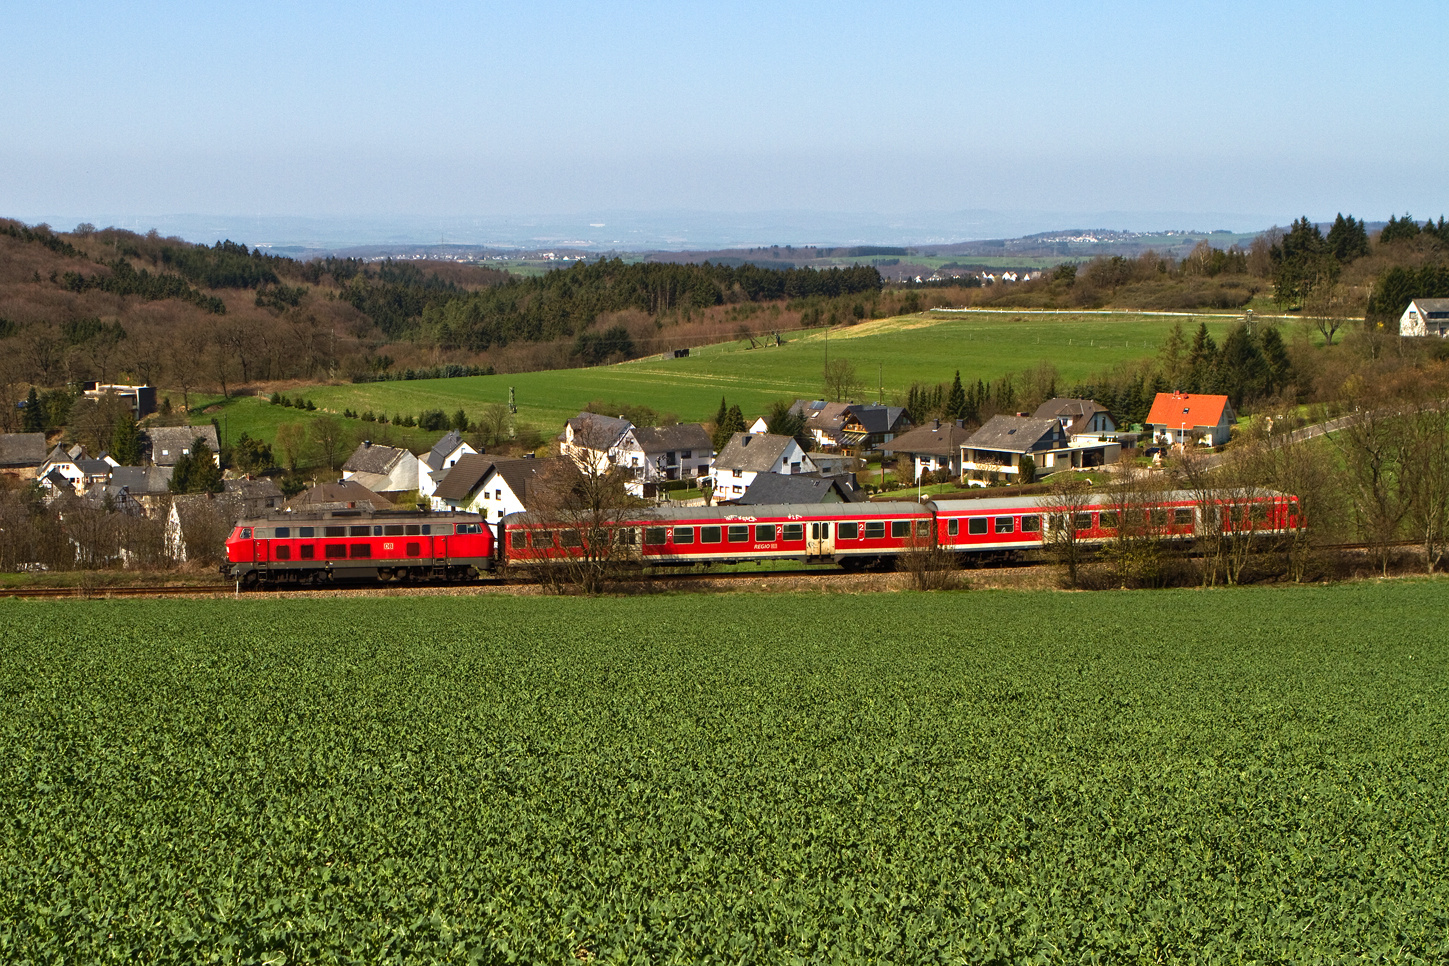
[742,435,750,446]
[933,418,940,430]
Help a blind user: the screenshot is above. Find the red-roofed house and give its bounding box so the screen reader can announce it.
[1146,392,1235,448]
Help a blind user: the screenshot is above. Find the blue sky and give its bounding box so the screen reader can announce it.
[2,1,1444,244]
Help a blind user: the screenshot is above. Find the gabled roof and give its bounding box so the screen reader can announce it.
[626,423,713,455]
[790,400,853,432]
[343,441,412,474]
[76,458,113,477]
[1408,298,1449,313]
[846,404,909,435]
[109,465,174,495]
[147,425,220,465]
[491,457,559,508]
[732,472,859,505]
[714,433,799,474]
[1145,393,1233,429]
[964,415,1064,453]
[283,480,393,510]
[563,412,633,448]
[225,477,283,499]
[884,419,974,456]
[423,430,468,471]
[0,433,47,468]
[432,452,494,502]
[1033,398,1113,435]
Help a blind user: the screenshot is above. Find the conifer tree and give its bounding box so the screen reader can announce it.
[22,387,43,433]
[945,371,966,421]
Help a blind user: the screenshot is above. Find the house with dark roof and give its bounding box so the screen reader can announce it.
[225,477,284,517]
[147,426,220,466]
[1400,298,1449,337]
[1145,392,1235,448]
[283,480,394,512]
[1033,398,1117,437]
[884,418,975,480]
[431,453,561,522]
[960,415,1072,483]
[711,432,816,500]
[784,400,911,453]
[0,433,47,476]
[559,412,634,474]
[342,440,421,496]
[615,423,713,495]
[728,472,862,505]
[417,431,477,499]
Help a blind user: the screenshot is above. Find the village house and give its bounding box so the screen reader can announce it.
[1145,392,1235,448]
[1399,298,1449,337]
[726,471,863,505]
[710,432,817,499]
[431,453,560,522]
[784,400,912,454]
[558,412,633,474]
[225,477,285,517]
[417,430,477,499]
[1031,397,1122,468]
[283,480,393,512]
[614,423,713,496]
[959,415,1073,483]
[342,440,422,498]
[106,465,175,513]
[884,418,974,480]
[0,433,47,479]
[146,426,221,467]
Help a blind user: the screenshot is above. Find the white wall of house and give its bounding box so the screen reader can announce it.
[712,441,814,499]
[418,442,476,498]
[436,472,527,524]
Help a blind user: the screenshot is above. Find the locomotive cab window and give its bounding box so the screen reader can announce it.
[672,527,694,544]
[727,525,749,543]
[700,526,721,543]
[455,523,481,534]
[838,522,859,540]
[864,521,885,539]
[240,527,252,539]
[967,518,988,535]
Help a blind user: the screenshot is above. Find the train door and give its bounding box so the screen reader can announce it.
[432,533,449,565]
[253,534,270,566]
[808,521,834,558]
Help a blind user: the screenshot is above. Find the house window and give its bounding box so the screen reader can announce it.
[789,461,801,473]
[727,525,750,543]
[350,544,371,558]
[324,544,346,559]
[1021,516,1041,533]
[891,521,910,539]
[968,518,988,536]
[994,517,1013,534]
[681,450,692,459]
[755,524,776,542]
[783,523,804,541]
[300,545,315,559]
[947,519,959,536]
[644,527,668,546]
[275,546,291,560]
[864,521,885,539]
[495,490,502,500]
[732,486,742,494]
[672,527,694,544]
[838,522,859,540]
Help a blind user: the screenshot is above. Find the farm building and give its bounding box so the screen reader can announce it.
[0,433,47,478]
[1146,392,1235,448]
[1399,298,1449,337]
[559,412,633,474]
[283,480,393,512]
[418,431,477,499]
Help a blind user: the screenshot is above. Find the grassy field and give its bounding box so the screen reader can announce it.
[2,584,1445,962]
[262,311,1235,442]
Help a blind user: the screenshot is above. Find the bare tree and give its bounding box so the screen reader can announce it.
[1100,468,1174,588]
[1039,475,1092,588]
[275,421,308,473]
[474,401,512,449]
[1334,401,1411,576]
[310,414,350,471]
[1399,400,1449,573]
[823,358,862,402]
[896,517,960,590]
[1242,422,1341,582]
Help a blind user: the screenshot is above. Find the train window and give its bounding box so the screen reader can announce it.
[1250,501,1268,522]
[422,525,433,535]
[968,518,988,535]
[300,545,315,559]
[384,525,405,536]
[864,521,885,539]
[947,519,959,537]
[325,526,346,537]
[783,523,804,541]
[917,520,930,538]
[530,531,555,548]
[350,526,370,537]
[455,523,481,534]
[1021,515,1041,533]
[1174,508,1194,526]
[509,532,525,549]
[559,531,582,547]
[1150,508,1168,527]
[672,527,695,544]
[350,544,371,558]
[324,544,346,559]
[755,524,776,542]
[274,527,290,539]
[275,546,291,560]
[1075,513,1094,531]
[644,527,668,546]
[727,525,750,543]
[838,522,859,540]
[299,527,315,538]
[891,521,910,538]
[407,542,421,556]
[406,524,421,536]
[241,527,252,539]
[614,528,638,547]
[994,517,1013,534]
[1099,511,1119,529]
[700,526,721,543]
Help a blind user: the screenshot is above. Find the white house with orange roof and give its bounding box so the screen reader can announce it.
[1146,392,1236,448]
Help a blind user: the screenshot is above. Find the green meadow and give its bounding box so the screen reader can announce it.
[188,311,1239,454]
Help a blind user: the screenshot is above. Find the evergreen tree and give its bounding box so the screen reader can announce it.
[1215,324,1268,409]
[1326,213,1370,262]
[712,404,746,451]
[110,413,142,465]
[1259,326,1294,397]
[713,397,728,431]
[763,400,804,439]
[22,386,43,433]
[1270,217,1337,309]
[169,439,224,494]
[1379,213,1421,245]
[945,370,967,421]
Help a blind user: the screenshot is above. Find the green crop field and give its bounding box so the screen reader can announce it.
[193,312,1235,452]
[3,584,1446,962]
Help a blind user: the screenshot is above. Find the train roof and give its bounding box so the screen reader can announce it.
[504,501,929,527]
[233,506,481,527]
[930,488,1287,513]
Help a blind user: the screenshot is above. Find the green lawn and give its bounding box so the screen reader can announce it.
[3,585,1446,962]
